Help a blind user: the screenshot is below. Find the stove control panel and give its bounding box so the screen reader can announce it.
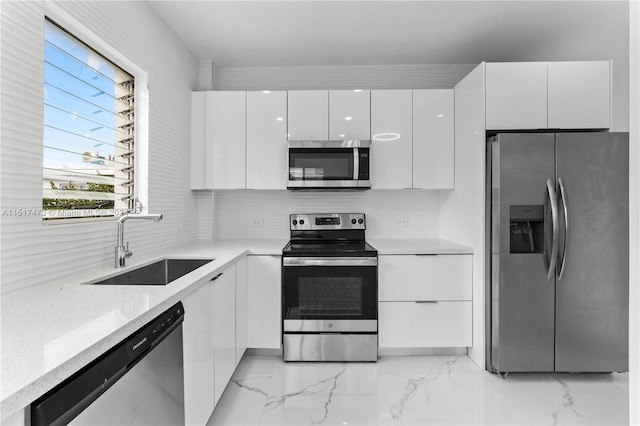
[290,213,366,230]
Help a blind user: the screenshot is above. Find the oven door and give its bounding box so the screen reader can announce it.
[282,257,377,332]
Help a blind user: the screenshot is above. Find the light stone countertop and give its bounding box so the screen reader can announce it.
[367,238,473,255]
[0,239,286,422]
[0,237,469,421]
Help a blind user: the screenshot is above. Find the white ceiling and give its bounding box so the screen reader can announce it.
[146,0,629,68]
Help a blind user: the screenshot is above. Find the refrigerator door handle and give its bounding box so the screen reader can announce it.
[545,177,559,280]
[558,177,569,280]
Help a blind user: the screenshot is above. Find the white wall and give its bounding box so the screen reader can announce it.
[216,64,476,91]
[0,1,198,294]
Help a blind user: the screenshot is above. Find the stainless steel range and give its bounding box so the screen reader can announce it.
[282,213,378,362]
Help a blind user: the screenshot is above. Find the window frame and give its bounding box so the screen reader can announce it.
[43,4,149,225]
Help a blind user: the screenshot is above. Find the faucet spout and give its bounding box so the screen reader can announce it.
[115,213,163,267]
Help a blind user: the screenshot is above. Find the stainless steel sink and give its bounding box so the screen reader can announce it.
[90,258,214,285]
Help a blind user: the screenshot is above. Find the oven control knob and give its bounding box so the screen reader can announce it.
[292,220,298,226]
[299,219,305,225]
[358,218,364,224]
[351,218,357,224]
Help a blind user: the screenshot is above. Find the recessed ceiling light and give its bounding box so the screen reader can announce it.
[345,116,352,121]
[354,89,362,93]
[262,90,271,94]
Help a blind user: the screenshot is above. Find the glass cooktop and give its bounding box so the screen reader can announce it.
[282,241,378,257]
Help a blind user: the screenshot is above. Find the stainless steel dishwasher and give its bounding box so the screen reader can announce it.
[31,302,185,426]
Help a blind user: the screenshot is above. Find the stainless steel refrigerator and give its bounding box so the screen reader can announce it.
[486,132,629,374]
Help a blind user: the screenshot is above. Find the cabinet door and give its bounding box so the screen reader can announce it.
[370,90,412,189]
[213,266,236,406]
[182,281,214,425]
[235,256,247,366]
[379,301,472,348]
[413,89,455,189]
[246,255,281,349]
[190,92,210,189]
[329,90,371,140]
[547,61,610,129]
[246,91,288,189]
[378,254,472,302]
[206,91,246,189]
[287,90,328,140]
[485,62,547,130]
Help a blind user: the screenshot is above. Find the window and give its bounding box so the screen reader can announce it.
[43,19,134,222]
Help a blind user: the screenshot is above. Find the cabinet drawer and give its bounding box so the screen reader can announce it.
[379,301,472,348]
[379,255,472,301]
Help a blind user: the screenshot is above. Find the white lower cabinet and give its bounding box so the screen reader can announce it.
[379,301,472,347]
[378,254,472,349]
[213,265,236,406]
[182,279,215,426]
[379,254,472,301]
[235,256,247,366]
[246,255,282,349]
[182,263,238,425]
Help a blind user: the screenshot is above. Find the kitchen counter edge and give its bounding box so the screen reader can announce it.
[367,238,474,255]
[0,239,286,423]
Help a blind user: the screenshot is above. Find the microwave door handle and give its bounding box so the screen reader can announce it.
[353,148,359,179]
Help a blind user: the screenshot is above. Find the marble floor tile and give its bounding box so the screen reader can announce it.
[206,355,629,426]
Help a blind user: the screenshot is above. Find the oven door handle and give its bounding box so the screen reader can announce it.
[283,257,378,267]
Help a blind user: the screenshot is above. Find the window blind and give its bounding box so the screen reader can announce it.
[43,19,134,221]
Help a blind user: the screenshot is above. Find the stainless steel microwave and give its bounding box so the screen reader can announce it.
[287,140,371,190]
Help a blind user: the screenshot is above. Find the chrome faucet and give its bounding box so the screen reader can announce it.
[115,213,163,267]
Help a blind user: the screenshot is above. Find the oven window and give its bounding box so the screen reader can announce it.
[289,149,354,181]
[283,265,377,320]
[298,277,363,316]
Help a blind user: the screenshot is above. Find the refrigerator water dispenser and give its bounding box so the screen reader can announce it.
[509,205,544,253]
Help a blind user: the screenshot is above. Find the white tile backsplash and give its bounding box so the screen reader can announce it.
[212,190,439,240]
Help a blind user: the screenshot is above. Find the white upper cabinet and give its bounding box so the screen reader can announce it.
[207,91,246,189]
[370,89,454,189]
[413,89,455,189]
[329,90,371,140]
[371,90,413,189]
[287,90,329,140]
[485,62,548,130]
[246,91,287,189]
[486,61,611,130]
[547,61,610,129]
